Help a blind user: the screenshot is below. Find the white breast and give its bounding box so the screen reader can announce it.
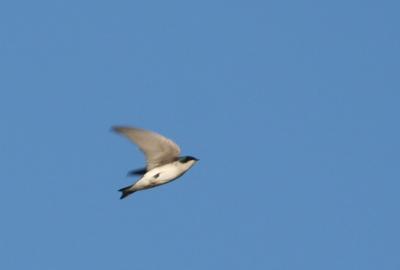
[133,161,195,190]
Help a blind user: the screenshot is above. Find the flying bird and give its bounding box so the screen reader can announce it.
[112,126,199,199]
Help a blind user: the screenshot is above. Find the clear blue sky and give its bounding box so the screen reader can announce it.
[1,0,399,269]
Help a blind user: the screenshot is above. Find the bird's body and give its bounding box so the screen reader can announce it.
[112,126,198,199]
[121,160,197,193]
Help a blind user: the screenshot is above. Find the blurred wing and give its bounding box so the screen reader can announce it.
[113,126,181,170]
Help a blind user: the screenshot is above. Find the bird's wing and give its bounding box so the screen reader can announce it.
[112,126,181,170]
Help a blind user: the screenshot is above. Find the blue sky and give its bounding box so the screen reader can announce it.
[1,0,399,269]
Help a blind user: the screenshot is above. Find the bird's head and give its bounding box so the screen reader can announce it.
[178,156,199,164]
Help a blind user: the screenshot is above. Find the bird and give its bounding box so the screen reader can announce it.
[112,126,199,199]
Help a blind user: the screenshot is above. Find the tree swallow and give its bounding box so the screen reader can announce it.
[112,126,199,199]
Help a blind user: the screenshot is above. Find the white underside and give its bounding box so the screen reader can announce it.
[131,160,196,191]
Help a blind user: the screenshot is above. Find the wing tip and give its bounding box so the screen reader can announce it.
[111,126,130,133]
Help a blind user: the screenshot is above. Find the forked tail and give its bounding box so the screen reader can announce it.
[119,185,136,199]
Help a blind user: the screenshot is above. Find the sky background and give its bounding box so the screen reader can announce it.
[1,0,399,269]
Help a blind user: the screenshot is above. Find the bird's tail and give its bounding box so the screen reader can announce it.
[118,185,136,199]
